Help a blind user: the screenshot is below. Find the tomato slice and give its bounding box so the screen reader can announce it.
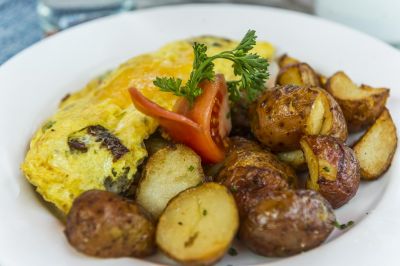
[128,74,231,163]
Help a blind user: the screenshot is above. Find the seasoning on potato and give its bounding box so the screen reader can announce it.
[156,182,239,266]
[353,108,397,180]
[326,71,389,133]
[239,189,335,257]
[136,144,204,218]
[65,190,156,258]
[250,85,347,152]
[300,135,360,208]
[216,137,297,216]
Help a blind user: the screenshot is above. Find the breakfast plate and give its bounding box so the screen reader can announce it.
[0,3,399,266]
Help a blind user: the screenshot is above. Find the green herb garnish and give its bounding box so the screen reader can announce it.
[154,30,269,105]
[228,247,238,256]
[203,209,208,216]
[42,120,56,132]
[322,166,330,172]
[333,220,354,230]
[188,165,195,172]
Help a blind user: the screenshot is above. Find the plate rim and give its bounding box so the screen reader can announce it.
[1,3,400,266]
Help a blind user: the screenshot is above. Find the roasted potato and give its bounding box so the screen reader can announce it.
[300,135,360,208]
[65,190,155,258]
[277,54,300,68]
[250,85,347,152]
[353,108,397,180]
[277,149,307,171]
[326,71,389,132]
[136,144,204,218]
[277,63,321,87]
[239,189,335,257]
[156,182,239,266]
[216,137,297,216]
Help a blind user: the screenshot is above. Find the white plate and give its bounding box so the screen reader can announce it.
[0,4,399,266]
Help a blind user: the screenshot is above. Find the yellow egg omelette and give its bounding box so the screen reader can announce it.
[21,36,275,213]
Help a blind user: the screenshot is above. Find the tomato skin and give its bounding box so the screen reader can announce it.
[129,75,231,163]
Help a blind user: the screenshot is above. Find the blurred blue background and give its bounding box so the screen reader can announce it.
[1,0,399,65]
[0,0,42,64]
[0,0,313,65]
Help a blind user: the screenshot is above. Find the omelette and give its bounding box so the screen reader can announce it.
[22,36,275,213]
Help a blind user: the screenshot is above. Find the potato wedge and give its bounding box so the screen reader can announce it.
[277,149,307,171]
[277,54,300,68]
[277,63,321,87]
[156,182,239,266]
[353,109,397,180]
[326,71,389,132]
[136,144,204,218]
[300,135,360,208]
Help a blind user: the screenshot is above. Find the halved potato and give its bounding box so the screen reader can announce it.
[250,85,347,152]
[277,149,307,171]
[326,71,389,132]
[136,144,204,218]
[353,109,397,180]
[300,135,360,208]
[277,54,300,68]
[156,182,239,266]
[277,63,321,87]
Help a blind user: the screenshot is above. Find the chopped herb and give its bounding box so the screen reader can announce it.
[42,121,56,132]
[203,209,208,216]
[228,247,238,256]
[230,185,238,193]
[104,167,132,194]
[154,30,269,105]
[184,232,199,248]
[188,165,195,172]
[333,220,354,230]
[178,221,183,226]
[111,168,117,177]
[322,166,330,172]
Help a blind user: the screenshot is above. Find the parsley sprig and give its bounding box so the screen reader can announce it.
[153,30,269,105]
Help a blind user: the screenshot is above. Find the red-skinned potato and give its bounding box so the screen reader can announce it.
[239,189,335,257]
[65,190,156,258]
[215,137,297,217]
[250,85,347,152]
[300,135,360,208]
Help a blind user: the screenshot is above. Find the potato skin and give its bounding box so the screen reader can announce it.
[216,137,297,217]
[250,85,347,152]
[239,189,335,257]
[301,135,360,208]
[65,190,155,258]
